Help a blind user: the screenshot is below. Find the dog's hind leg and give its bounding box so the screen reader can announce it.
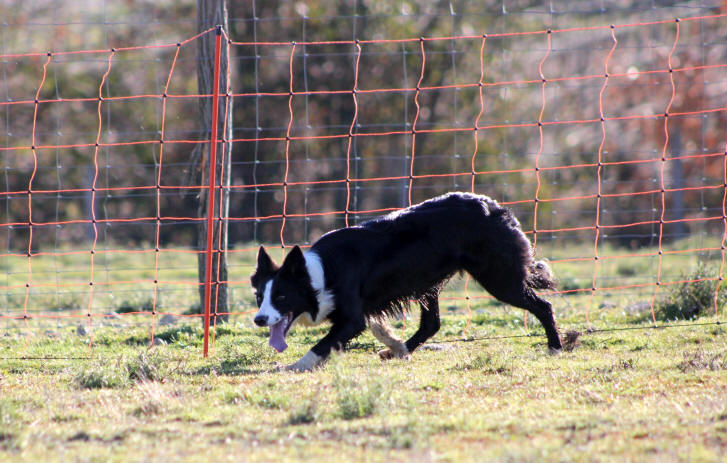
[474,275,562,353]
[402,290,441,354]
[370,318,409,360]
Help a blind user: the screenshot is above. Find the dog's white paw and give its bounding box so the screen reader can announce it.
[378,347,410,361]
[548,347,563,356]
[284,362,315,373]
[282,351,323,372]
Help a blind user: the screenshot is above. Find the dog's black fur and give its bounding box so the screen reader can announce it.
[251,192,562,370]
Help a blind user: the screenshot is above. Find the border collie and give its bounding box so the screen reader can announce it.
[251,192,562,372]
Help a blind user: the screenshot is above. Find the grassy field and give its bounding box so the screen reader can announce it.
[1,240,726,462]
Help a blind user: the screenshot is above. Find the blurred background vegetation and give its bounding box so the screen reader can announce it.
[2,0,726,247]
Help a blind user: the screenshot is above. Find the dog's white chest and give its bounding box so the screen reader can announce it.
[303,251,336,323]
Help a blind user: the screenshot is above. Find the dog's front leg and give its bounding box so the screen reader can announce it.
[284,350,324,372]
[284,315,366,372]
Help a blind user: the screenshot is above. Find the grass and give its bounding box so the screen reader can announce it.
[1,239,726,461]
[333,366,387,420]
[654,263,726,321]
[1,312,726,462]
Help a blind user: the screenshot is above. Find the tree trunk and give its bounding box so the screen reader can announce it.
[192,0,232,325]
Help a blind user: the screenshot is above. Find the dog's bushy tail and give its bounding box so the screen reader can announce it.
[526,260,556,290]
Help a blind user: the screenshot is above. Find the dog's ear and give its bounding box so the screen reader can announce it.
[280,245,306,279]
[253,246,277,281]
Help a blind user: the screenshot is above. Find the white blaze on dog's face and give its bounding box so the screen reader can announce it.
[255,279,283,325]
[251,246,290,353]
[253,276,294,353]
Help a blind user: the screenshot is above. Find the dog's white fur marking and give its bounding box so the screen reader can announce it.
[255,280,282,325]
[293,251,335,327]
[369,318,409,358]
[285,350,323,372]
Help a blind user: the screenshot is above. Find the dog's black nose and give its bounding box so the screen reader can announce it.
[254,315,268,326]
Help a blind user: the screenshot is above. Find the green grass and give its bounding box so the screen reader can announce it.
[1,239,726,461]
[1,311,726,462]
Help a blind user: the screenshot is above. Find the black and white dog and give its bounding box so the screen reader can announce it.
[251,192,562,372]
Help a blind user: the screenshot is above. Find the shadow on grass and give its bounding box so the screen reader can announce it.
[192,361,271,377]
[191,341,278,376]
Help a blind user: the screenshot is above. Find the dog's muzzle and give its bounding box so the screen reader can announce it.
[253,314,269,326]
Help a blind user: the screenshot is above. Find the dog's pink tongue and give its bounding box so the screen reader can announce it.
[269,319,288,353]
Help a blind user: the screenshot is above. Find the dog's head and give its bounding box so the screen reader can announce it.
[250,245,318,352]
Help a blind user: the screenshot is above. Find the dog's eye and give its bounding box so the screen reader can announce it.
[275,295,286,302]
[255,293,262,304]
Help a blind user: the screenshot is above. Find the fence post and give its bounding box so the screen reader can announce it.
[203,25,223,358]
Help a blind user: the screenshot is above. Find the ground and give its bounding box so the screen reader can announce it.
[1,240,726,462]
[1,312,726,462]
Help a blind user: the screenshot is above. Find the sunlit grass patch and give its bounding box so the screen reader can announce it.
[1,241,726,462]
[331,364,389,420]
[73,351,173,389]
